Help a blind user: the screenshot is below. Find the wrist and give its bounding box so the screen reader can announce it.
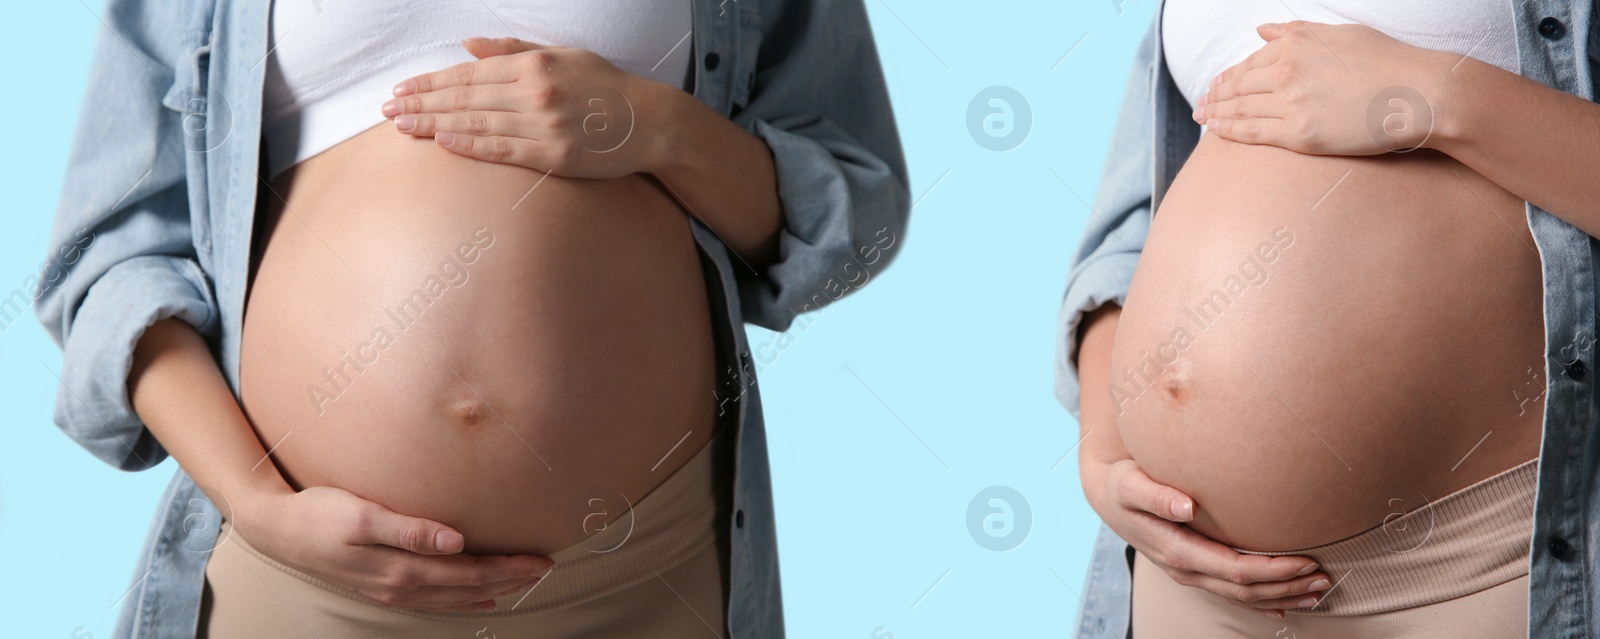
[1423,52,1482,153]
[229,485,296,551]
[217,466,295,525]
[629,76,695,174]
[1082,458,1136,528]
[1078,451,1117,513]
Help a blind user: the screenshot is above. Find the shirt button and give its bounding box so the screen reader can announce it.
[1538,17,1567,40]
[1566,359,1587,381]
[704,52,722,71]
[735,509,745,528]
[1550,536,1573,559]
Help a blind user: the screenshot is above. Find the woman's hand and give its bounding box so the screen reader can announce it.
[381,37,673,179]
[1086,458,1331,619]
[1193,21,1457,155]
[1074,306,1325,618]
[237,486,555,613]
[383,36,785,266]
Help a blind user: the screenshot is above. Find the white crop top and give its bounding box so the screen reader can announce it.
[1162,0,1521,110]
[263,0,694,178]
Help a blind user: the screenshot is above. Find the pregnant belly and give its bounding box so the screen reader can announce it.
[240,124,716,555]
[1112,134,1544,551]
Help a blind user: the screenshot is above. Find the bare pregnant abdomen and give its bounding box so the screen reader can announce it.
[1109,135,1544,551]
[240,124,717,555]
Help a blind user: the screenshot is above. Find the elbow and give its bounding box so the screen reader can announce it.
[53,402,169,473]
[841,153,910,275]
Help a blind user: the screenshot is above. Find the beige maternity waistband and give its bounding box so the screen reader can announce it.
[1239,457,1537,616]
[198,424,732,638]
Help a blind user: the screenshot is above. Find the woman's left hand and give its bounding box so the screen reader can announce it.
[383,37,671,178]
[1194,21,1458,155]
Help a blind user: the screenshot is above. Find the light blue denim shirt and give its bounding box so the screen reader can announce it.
[36,1,908,637]
[1057,2,1598,637]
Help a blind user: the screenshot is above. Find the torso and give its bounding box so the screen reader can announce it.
[240,124,717,555]
[1111,134,1544,550]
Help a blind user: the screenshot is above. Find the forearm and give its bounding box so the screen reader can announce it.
[1075,303,1134,509]
[129,318,292,519]
[1435,57,1600,235]
[646,81,784,268]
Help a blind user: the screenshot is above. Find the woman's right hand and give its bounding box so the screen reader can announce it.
[127,319,555,613]
[1088,458,1331,619]
[1073,305,1327,619]
[236,486,556,613]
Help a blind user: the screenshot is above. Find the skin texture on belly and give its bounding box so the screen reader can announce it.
[240,124,716,555]
[1110,134,1544,551]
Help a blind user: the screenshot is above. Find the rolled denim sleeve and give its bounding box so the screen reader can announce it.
[34,0,217,471]
[1054,24,1159,420]
[731,0,910,332]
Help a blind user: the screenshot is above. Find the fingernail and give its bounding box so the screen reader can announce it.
[1263,610,1284,620]
[1308,579,1330,591]
[434,530,463,553]
[1206,118,1220,132]
[475,600,498,612]
[382,99,403,118]
[392,79,417,97]
[436,132,456,146]
[1294,562,1318,577]
[1298,596,1319,608]
[395,114,415,133]
[464,37,489,44]
[1171,497,1193,521]
[1192,107,1203,123]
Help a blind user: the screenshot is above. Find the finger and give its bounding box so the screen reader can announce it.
[1207,68,1283,107]
[1196,94,1283,124]
[1113,465,1197,523]
[1205,48,1280,105]
[393,57,519,97]
[370,577,528,611]
[383,84,529,117]
[1240,590,1327,612]
[1215,572,1333,606]
[1257,20,1321,41]
[463,36,545,60]
[391,574,546,610]
[1205,116,1290,146]
[356,551,552,607]
[1226,67,1285,100]
[1177,570,1328,608]
[408,600,501,614]
[394,111,536,139]
[1159,525,1320,585]
[351,506,466,555]
[436,132,561,169]
[396,550,556,589]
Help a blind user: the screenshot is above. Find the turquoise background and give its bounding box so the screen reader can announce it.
[2,0,1159,636]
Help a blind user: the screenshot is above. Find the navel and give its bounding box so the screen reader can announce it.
[447,396,494,431]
